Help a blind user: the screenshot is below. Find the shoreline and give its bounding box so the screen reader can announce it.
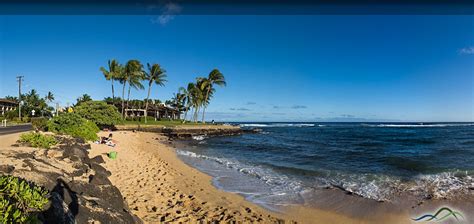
[90,130,367,223]
[91,130,474,223]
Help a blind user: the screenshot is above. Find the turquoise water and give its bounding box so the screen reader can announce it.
[177,122,474,206]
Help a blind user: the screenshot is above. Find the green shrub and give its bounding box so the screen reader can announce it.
[30,117,48,131]
[47,113,99,141]
[19,132,58,149]
[0,176,49,224]
[74,101,121,128]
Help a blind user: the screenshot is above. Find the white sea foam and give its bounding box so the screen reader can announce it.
[177,150,474,203]
[365,123,474,128]
[240,123,316,128]
[192,135,207,141]
[176,149,304,196]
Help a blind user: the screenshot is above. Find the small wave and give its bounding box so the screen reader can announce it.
[364,123,474,128]
[192,135,207,141]
[240,123,316,128]
[324,171,474,201]
[176,149,304,193]
[177,150,474,203]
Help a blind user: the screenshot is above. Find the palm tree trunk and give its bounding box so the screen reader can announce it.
[111,79,115,104]
[201,87,211,123]
[126,83,131,111]
[145,83,152,123]
[182,104,189,123]
[121,82,126,119]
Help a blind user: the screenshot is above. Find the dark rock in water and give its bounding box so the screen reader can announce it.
[0,165,15,173]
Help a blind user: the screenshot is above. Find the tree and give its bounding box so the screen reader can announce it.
[4,95,18,102]
[115,63,127,118]
[74,101,122,128]
[76,94,92,105]
[201,69,225,123]
[124,60,144,117]
[179,86,191,123]
[45,91,54,103]
[144,63,167,123]
[100,59,120,103]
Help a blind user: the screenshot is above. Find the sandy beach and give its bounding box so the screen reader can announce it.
[89,131,410,223]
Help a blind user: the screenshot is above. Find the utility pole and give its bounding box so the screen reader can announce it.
[16,76,24,121]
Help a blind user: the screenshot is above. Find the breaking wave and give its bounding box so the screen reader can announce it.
[364,123,474,128]
[176,150,474,203]
[240,123,316,128]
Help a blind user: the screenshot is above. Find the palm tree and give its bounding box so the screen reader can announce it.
[45,91,54,103]
[100,59,120,103]
[125,60,145,113]
[76,94,92,105]
[191,78,207,122]
[201,69,225,123]
[179,86,191,123]
[144,63,167,123]
[116,64,127,118]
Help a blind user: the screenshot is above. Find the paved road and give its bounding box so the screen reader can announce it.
[0,124,33,135]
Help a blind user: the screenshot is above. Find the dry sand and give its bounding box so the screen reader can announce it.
[89,131,408,223]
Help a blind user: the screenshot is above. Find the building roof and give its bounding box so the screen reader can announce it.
[0,98,18,105]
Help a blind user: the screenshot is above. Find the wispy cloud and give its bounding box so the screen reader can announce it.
[459,46,474,55]
[246,102,256,105]
[150,3,181,26]
[229,107,251,111]
[273,105,281,109]
[292,105,307,109]
[340,114,355,118]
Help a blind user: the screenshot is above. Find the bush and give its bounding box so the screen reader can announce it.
[31,117,48,131]
[19,132,58,149]
[74,101,121,128]
[47,113,99,141]
[0,176,49,223]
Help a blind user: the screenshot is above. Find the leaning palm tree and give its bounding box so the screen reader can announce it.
[201,69,225,123]
[144,63,167,123]
[100,59,120,103]
[122,60,144,118]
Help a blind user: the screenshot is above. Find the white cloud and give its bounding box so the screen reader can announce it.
[459,46,474,55]
[150,3,181,26]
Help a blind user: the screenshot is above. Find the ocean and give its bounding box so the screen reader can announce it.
[176,122,474,209]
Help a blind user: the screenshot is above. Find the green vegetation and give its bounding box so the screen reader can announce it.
[30,117,48,131]
[144,63,167,123]
[76,94,92,105]
[74,101,121,128]
[0,176,49,223]
[47,113,99,141]
[4,90,55,121]
[99,59,226,124]
[122,119,206,127]
[19,132,58,149]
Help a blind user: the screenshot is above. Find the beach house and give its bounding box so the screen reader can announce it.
[0,99,18,116]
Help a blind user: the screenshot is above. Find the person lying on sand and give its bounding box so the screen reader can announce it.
[94,133,116,147]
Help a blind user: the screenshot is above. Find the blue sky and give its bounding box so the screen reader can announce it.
[0,15,473,122]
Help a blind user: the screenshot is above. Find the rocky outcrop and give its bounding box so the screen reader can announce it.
[115,124,260,139]
[0,136,140,224]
